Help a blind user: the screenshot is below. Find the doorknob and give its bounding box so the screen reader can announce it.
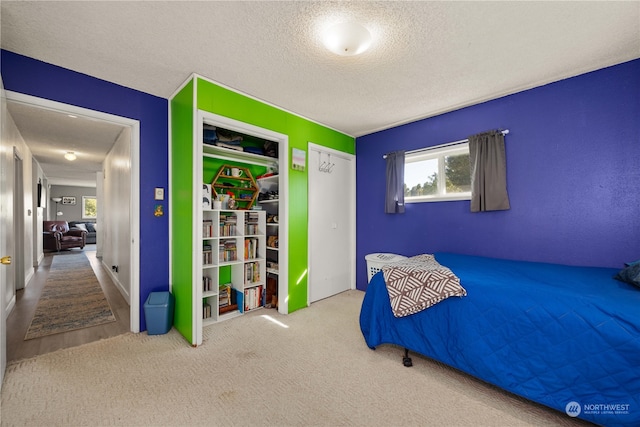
[0,256,11,265]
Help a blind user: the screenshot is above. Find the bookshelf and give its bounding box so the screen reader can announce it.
[257,173,280,308]
[201,209,266,326]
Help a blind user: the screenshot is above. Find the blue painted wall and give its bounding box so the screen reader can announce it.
[1,50,169,331]
[356,59,640,290]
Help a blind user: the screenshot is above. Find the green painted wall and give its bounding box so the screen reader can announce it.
[171,75,355,344]
[195,78,355,313]
[170,80,195,343]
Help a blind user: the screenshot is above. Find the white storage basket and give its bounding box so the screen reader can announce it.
[365,253,408,282]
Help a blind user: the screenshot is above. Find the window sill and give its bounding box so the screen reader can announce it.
[405,193,471,203]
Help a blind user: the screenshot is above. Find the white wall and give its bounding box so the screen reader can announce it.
[3,106,35,304]
[102,127,131,302]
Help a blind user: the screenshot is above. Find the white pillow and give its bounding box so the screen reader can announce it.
[74,223,88,231]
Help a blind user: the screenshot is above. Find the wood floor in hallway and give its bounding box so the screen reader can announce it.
[6,246,130,362]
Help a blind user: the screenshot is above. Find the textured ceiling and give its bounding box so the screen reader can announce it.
[6,101,126,187]
[1,1,639,183]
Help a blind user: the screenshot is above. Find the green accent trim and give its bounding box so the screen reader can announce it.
[170,80,194,343]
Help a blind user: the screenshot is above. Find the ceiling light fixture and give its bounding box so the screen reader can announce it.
[64,151,77,161]
[323,22,372,56]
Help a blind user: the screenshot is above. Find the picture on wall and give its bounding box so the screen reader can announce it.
[62,196,76,205]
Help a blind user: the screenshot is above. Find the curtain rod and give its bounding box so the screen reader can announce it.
[383,129,509,159]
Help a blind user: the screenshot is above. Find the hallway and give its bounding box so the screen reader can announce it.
[6,246,129,362]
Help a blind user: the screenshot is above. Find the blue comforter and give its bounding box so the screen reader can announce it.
[360,253,640,426]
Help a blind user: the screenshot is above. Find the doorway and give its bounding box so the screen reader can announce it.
[2,91,140,360]
[308,143,356,303]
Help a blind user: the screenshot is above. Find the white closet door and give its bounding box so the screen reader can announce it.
[308,145,355,303]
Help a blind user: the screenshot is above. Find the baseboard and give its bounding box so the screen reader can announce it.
[24,267,35,288]
[5,294,16,318]
[101,259,131,305]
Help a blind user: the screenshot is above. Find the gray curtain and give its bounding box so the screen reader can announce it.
[469,130,510,212]
[385,150,405,214]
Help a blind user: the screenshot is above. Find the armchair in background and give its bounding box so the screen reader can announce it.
[43,220,87,251]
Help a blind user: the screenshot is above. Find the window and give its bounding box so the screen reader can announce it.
[82,196,97,219]
[404,143,471,203]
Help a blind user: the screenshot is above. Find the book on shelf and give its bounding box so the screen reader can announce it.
[219,239,237,262]
[219,304,238,314]
[203,244,213,265]
[244,238,258,260]
[203,276,214,292]
[244,285,264,311]
[244,261,261,284]
[219,213,238,236]
[218,283,231,307]
[202,219,214,238]
[245,211,259,235]
[203,303,212,319]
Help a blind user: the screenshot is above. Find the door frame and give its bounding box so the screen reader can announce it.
[1,77,10,388]
[307,142,356,305]
[12,147,25,293]
[5,91,141,333]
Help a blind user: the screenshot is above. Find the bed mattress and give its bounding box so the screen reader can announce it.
[360,252,640,426]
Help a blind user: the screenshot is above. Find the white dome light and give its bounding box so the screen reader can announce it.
[323,22,372,56]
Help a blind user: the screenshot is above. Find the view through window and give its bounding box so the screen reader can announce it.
[404,143,471,202]
[82,196,97,219]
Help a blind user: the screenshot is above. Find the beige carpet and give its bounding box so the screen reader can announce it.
[24,253,116,340]
[2,290,592,426]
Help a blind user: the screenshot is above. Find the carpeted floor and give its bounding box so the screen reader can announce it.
[24,252,116,340]
[2,290,592,426]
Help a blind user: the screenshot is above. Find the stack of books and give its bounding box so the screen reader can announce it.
[218,283,238,314]
[219,239,237,262]
[219,214,237,236]
[244,285,263,311]
[203,275,213,292]
[244,238,258,260]
[245,212,260,235]
[202,244,213,265]
[203,302,212,319]
[203,219,213,238]
[245,261,261,284]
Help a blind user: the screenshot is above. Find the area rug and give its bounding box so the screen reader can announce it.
[24,253,116,340]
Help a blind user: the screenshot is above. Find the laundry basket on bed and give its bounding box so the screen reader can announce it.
[365,253,408,283]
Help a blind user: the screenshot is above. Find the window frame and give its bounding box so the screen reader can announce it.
[404,142,471,203]
[82,196,97,219]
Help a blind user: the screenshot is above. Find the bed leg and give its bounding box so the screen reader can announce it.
[402,348,413,367]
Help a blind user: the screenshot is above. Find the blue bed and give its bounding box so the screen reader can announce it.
[360,253,640,426]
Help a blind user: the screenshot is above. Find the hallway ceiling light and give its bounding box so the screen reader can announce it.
[64,151,77,161]
[322,22,372,56]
